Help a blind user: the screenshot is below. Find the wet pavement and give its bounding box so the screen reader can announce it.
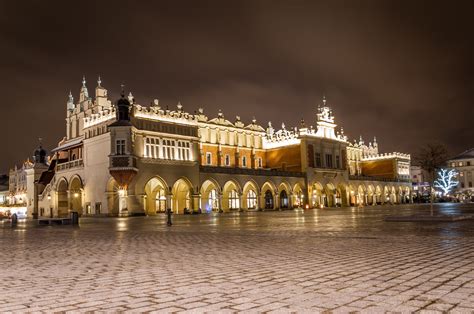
[1,203,474,313]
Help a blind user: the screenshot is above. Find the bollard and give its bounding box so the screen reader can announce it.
[11,213,18,226]
[70,211,79,225]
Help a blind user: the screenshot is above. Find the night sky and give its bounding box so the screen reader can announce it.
[1,0,473,173]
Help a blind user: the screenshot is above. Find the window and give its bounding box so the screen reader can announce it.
[208,189,219,211]
[336,155,340,169]
[451,162,455,167]
[116,139,125,155]
[461,182,465,188]
[468,161,471,166]
[459,162,463,166]
[242,156,247,167]
[325,154,333,168]
[206,152,212,165]
[469,182,473,188]
[257,157,263,168]
[225,154,230,166]
[247,190,257,209]
[229,190,240,209]
[315,153,322,168]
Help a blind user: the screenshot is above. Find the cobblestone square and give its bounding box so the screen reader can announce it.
[1,203,474,313]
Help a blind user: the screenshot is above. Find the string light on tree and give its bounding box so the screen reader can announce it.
[433,168,459,195]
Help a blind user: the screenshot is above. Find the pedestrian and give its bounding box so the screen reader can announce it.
[166,208,172,226]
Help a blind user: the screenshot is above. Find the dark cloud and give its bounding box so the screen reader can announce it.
[0,0,473,173]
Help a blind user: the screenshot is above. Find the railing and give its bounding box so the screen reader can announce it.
[349,175,411,183]
[200,166,305,178]
[57,159,84,171]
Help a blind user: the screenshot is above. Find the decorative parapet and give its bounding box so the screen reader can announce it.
[84,108,116,128]
[57,159,84,171]
[361,152,411,161]
[133,103,197,126]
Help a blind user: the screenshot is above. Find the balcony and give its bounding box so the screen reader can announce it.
[57,159,84,171]
[109,155,138,170]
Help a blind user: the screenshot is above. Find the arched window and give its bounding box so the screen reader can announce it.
[229,189,240,209]
[225,154,230,166]
[206,152,212,165]
[247,190,257,209]
[242,156,247,167]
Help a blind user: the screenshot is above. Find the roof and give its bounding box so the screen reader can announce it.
[450,148,474,161]
[51,137,83,153]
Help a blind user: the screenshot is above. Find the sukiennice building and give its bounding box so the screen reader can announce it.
[8,77,412,218]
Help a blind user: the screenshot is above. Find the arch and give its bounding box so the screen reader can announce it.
[325,183,337,207]
[349,184,357,206]
[56,178,68,217]
[261,181,276,210]
[106,177,120,216]
[375,185,383,204]
[292,183,304,208]
[242,180,259,210]
[69,175,84,215]
[145,176,169,215]
[311,182,325,207]
[222,180,242,211]
[337,183,348,207]
[357,184,367,206]
[200,179,221,213]
[279,190,289,209]
[171,178,193,214]
[367,184,376,205]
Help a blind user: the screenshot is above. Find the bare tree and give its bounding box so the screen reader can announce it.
[413,143,448,215]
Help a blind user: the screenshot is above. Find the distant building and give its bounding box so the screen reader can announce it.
[410,166,430,202]
[447,148,474,201]
[10,77,413,218]
[0,175,8,205]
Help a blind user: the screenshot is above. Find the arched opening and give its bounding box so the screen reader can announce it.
[144,177,168,215]
[264,190,273,209]
[57,179,68,217]
[375,186,382,204]
[337,184,347,207]
[222,180,241,212]
[293,183,304,208]
[312,182,324,207]
[106,177,120,216]
[69,176,83,215]
[349,185,357,206]
[367,185,376,205]
[325,183,336,207]
[242,181,259,210]
[280,190,289,209]
[172,178,192,214]
[200,179,221,213]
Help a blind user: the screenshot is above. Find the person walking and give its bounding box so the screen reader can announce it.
[166,207,172,226]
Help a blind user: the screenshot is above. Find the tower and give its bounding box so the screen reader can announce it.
[315,96,337,139]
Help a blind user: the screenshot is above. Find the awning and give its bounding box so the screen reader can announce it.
[51,137,83,153]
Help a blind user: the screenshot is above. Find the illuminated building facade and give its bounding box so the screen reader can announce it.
[17,77,411,218]
[447,148,474,201]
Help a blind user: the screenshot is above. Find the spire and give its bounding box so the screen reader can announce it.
[67,91,74,111]
[97,76,102,87]
[120,83,125,97]
[322,95,327,106]
[80,75,89,101]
